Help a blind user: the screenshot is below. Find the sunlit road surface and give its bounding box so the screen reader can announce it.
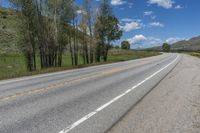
[0,53,180,133]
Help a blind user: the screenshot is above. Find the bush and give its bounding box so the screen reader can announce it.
[191,52,200,57]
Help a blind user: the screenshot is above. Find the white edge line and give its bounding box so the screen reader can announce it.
[58,54,180,133]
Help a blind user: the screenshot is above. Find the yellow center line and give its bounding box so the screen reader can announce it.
[0,60,149,102]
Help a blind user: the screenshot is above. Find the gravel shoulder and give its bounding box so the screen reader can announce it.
[108,54,200,133]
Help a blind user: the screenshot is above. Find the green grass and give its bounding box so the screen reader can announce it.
[0,50,160,80]
[189,52,200,57]
[107,49,160,62]
[0,8,20,54]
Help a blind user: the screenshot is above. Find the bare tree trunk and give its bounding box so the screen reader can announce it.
[69,36,74,66]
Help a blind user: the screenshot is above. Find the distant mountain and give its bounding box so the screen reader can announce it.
[171,36,200,51]
[146,36,200,51]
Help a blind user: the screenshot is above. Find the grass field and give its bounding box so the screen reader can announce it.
[189,52,200,57]
[0,49,160,80]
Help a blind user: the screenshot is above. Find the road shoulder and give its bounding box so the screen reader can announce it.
[108,54,200,133]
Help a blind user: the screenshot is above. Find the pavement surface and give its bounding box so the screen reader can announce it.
[0,53,181,133]
[108,54,200,133]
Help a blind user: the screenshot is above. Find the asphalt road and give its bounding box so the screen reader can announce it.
[108,54,200,133]
[0,53,180,133]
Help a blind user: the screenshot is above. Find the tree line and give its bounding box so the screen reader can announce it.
[9,0,122,71]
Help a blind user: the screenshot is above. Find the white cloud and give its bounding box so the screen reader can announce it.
[149,22,164,27]
[144,11,153,16]
[121,18,134,22]
[128,3,134,8]
[127,34,162,49]
[127,34,147,44]
[111,0,126,6]
[165,37,184,44]
[175,5,183,9]
[148,0,174,9]
[121,18,141,22]
[151,16,156,19]
[126,35,185,49]
[144,11,156,20]
[120,21,143,32]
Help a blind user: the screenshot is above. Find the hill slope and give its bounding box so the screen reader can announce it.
[0,8,20,53]
[147,36,200,51]
[171,36,200,51]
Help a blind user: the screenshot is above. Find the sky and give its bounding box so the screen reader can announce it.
[2,0,200,49]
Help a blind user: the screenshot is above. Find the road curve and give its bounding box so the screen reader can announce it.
[0,53,180,133]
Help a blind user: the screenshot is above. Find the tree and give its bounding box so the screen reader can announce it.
[95,0,122,62]
[121,41,130,50]
[82,0,96,63]
[57,0,74,66]
[162,43,171,52]
[10,0,37,71]
[10,0,75,70]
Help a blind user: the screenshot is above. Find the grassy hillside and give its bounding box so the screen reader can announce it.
[0,8,20,53]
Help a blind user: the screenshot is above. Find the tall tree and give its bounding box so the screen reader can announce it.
[35,0,74,68]
[10,0,37,71]
[162,43,171,52]
[95,0,122,62]
[10,0,75,70]
[57,0,74,66]
[82,0,96,63]
[79,20,89,64]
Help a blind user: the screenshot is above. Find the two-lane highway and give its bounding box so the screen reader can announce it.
[0,53,180,133]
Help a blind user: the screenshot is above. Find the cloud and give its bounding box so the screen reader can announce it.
[144,11,156,20]
[175,5,183,9]
[121,18,134,22]
[127,34,147,44]
[144,11,153,16]
[165,37,184,44]
[148,0,174,9]
[111,0,126,6]
[121,18,141,22]
[126,35,185,49]
[127,34,162,48]
[128,3,134,8]
[149,22,164,27]
[120,20,143,32]
[151,16,156,19]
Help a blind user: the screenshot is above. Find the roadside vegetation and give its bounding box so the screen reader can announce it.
[0,1,160,80]
[1,0,122,71]
[0,50,159,80]
[189,52,200,57]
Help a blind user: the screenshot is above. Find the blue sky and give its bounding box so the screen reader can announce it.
[82,0,200,48]
[2,0,200,48]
